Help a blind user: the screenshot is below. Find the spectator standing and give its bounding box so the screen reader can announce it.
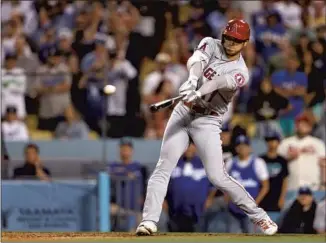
[313,198,326,234]
[259,131,289,212]
[248,79,291,138]
[35,48,72,131]
[106,50,138,138]
[14,34,40,115]
[1,52,26,120]
[254,10,288,64]
[79,34,109,126]
[165,143,216,232]
[54,105,89,140]
[279,186,317,234]
[13,143,51,181]
[251,0,278,30]
[273,0,303,31]
[305,40,326,121]
[2,106,29,142]
[226,135,270,233]
[271,54,308,137]
[278,114,326,191]
[142,53,181,138]
[57,28,79,74]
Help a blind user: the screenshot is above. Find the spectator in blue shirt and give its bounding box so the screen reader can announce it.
[271,54,308,137]
[108,138,145,231]
[226,135,270,233]
[164,142,216,232]
[254,10,288,63]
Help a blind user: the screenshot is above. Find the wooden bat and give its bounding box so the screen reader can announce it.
[149,95,185,113]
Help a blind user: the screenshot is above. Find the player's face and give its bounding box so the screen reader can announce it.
[223,36,247,57]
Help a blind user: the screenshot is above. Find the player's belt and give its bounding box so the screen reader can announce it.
[183,102,218,116]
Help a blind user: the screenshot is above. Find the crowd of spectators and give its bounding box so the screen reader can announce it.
[1,0,324,141]
[1,0,325,234]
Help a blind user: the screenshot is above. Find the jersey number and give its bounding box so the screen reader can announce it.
[203,68,218,102]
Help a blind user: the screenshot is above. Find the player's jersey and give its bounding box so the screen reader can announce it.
[192,37,249,116]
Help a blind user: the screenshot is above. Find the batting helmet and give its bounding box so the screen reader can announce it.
[222,19,250,41]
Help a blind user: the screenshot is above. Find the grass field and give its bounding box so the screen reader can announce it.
[2,232,326,242]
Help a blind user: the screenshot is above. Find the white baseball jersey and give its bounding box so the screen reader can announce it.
[1,67,27,119]
[278,135,326,190]
[193,37,249,116]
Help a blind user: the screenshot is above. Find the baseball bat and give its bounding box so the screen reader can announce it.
[149,95,185,113]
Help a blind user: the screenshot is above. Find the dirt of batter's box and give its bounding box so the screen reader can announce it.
[2,232,132,241]
[2,232,219,241]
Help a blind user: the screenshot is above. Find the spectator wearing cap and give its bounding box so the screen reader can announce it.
[108,138,145,231]
[279,186,317,234]
[79,33,110,125]
[271,53,308,137]
[141,52,181,138]
[278,114,326,191]
[254,10,288,63]
[225,135,269,233]
[259,131,289,212]
[35,47,72,131]
[251,0,278,30]
[248,78,291,139]
[164,142,216,232]
[313,198,326,234]
[1,52,27,120]
[54,105,89,140]
[57,28,79,74]
[2,106,29,141]
[307,1,326,29]
[105,49,137,138]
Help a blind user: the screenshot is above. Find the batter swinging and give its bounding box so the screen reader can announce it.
[136,19,278,236]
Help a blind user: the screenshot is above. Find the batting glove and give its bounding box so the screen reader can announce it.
[179,76,198,95]
[182,90,202,103]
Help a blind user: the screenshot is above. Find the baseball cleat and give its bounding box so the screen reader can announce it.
[255,218,278,235]
[136,221,158,236]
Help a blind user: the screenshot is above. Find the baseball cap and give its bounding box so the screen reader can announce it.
[48,47,62,57]
[120,137,133,148]
[264,131,281,141]
[95,33,108,45]
[298,186,312,195]
[235,135,250,146]
[58,28,73,40]
[295,114,312,125]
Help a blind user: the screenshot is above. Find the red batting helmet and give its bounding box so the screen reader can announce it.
[222,19,250,41]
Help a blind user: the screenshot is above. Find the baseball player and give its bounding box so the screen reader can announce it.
[136,19,278,235]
